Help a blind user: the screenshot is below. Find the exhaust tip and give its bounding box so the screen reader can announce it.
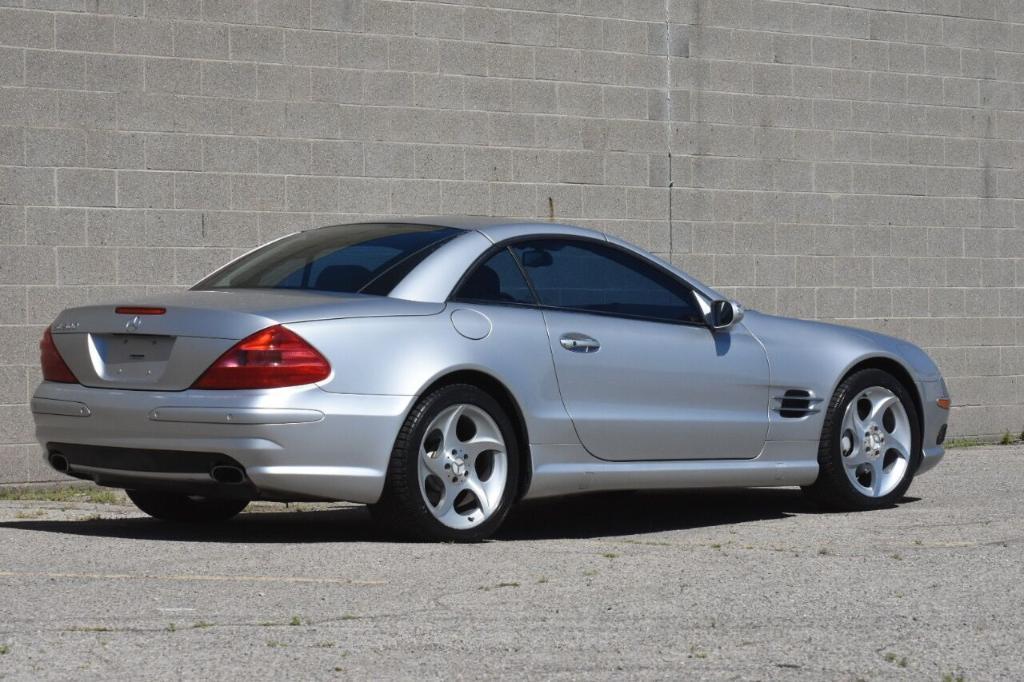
[210,465,245,485]
[49,453,70,473]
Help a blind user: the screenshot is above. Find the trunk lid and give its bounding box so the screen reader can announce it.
[50,289,443,391]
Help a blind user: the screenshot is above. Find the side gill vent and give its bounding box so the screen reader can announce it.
[774,389,823,419]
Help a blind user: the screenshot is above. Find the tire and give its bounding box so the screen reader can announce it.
[126,490,249,523]
[370,384,521,542]
[803,368,921,511]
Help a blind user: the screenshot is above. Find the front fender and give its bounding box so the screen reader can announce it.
[741,312,944,444]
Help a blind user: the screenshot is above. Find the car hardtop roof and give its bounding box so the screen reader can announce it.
[309,216,608,241]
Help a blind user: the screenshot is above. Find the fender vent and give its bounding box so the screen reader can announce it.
[773,389,823,419]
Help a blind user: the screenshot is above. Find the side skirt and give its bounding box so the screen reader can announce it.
[522,441,820,500]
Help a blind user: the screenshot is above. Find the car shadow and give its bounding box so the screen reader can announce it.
[0,489,920,544]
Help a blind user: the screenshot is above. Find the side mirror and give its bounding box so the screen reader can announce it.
[708,300,743,331]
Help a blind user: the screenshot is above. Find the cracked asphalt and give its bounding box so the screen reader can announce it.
[0,445,1021,680]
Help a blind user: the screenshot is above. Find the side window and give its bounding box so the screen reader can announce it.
[454,248,535,305]
[511,239,701,323]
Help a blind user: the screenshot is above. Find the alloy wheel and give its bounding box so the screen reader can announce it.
[838,386,912,498]
[417,404,508,530]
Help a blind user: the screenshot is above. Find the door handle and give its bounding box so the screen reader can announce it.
[559,333,600,353]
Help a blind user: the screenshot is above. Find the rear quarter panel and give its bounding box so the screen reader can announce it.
[291,304,579,446]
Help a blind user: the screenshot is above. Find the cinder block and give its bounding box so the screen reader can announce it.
[229,25,284,63]
[489,182,535,218]
[259,0,309,28]
[25,128,87,167]
[285,175,338,212]
[311,140,363,176]
[389,36,440,73]
[56,13,116,52]
[364,0,413,35]
[145,133,202,171]
[465,77,512,112]
[511,11,555,47]
[925,45,962,75]
[203,0,257,24]
[145,57,202,95]
[258,64,312,101]
[87,130,145,169]
[311,68,363,103]
[0,9,53,49]
[86,208,141,246]
[364,71,415,106]
[0,47,23,87]
[284,28,338,67]
[117,246,176,284]
[582,185,627,219]
[413,145,463,180]
[175,246,234,284]
[115,17,175,56]
[231,174,286,211]
[0,245,55,284]
[117,170,175,208]
[0,366,26,405]
[202,61,257,99]
[0,167,53,206]
[173,172,231,209]
[337,177,388,214]
[257,138,311,175]
[339,33,388,70]
[365,142,413,177]
[313,0,363,33]
[26,207,87,246]
[86,54,145,92]
[59,91,118,130]
[57,247,118,285]
[604,152,648,187]
[464,7,510,43]
[145,0,201,20]
[173,21,229,59]
[415,73,465,110]
[441,181,489,215]
[558,82,603,116]
[182,210,258,247]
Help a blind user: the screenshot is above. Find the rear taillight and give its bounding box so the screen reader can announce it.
[192,325,330,390]
[40,327,78,383]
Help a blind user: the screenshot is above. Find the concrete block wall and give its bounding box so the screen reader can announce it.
[0,0,1021,482]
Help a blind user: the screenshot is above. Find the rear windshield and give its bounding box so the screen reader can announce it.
[194,224,459,295]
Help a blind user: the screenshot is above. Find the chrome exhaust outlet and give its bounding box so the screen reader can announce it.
[210,465,245,485]
[49,453,70,473]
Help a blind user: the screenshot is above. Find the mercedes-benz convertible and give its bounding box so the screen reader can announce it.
[32,218,950,541]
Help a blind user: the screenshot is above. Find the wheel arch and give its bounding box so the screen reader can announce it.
[416,369,533,501]
[836,356,924,441]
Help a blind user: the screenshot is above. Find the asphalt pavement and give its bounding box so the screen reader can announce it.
[0,445,1020,680]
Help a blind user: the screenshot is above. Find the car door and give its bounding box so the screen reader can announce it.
[511,238,770,461]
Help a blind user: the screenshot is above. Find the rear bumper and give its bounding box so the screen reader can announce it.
[31,381,415,504]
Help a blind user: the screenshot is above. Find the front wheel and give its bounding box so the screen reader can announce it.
[126,490,248,523]
[804,369,921,510]
[370,384,520,542]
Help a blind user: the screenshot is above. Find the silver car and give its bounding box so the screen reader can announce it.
[32,218,950,541]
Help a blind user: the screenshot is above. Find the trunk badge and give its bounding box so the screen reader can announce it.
[125,315,143,333]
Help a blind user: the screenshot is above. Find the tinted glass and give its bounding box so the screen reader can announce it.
[454,248,534,305]
[511,239,701,323]
[195,224,459,295]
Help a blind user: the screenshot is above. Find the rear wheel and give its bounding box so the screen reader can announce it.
[804,369,921,510]
[126,490,248,523]
[370,384,519,542]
